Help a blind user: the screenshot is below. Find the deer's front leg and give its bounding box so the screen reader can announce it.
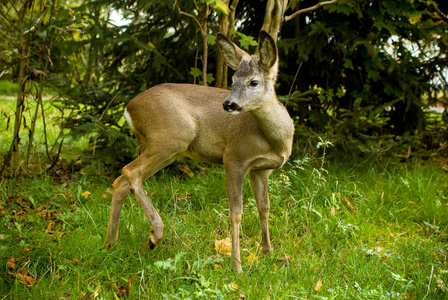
[225,163,248,273]
[249,169,273,255]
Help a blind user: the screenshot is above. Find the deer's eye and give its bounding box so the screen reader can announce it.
[249,80,258,87]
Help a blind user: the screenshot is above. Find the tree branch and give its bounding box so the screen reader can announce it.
[284,0,339,22]
[173,0,205,35]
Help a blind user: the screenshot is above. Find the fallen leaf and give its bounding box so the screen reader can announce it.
[6,258,19,270]
[276,255,293,263]
[246,252,258,264]
[15,210,25,216]
[342,198,358,213]
[330,206,336,216]
[215,237,232,256]
[7,196,21,207]
[314,279,323,292]
[9,268,38,286]
[100,193,108,199]
[230,282,238,290]
[176,192,192,201]
[46,220,55,232]
[177,164,194,177]
[112,276,132,297]
[41,210,59,220]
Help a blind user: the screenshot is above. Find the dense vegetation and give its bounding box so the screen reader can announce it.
[1,0,448,298]
[0,0,447,175]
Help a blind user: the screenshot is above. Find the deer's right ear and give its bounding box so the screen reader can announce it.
[217,33,246,70]
[258,30,278,70]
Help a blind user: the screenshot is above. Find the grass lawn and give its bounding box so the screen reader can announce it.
[1,157,448,299]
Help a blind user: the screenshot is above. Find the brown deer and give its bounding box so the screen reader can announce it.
[106,30,294,272]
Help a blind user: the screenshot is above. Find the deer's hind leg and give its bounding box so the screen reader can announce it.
[107,174,132,247]
[110,140,188,249]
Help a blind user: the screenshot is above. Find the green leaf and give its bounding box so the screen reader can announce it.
[206,73,215,84]
[367,69,381,81]
[343,58,354,70]
[206,34,216,46]
[190,67,202,77]
[353,98,362,111]
[239,35,257,50]
[55,0,62,10]
[327,1,354,16]
[41,7,52,25]
[326,88,334,102]
[337,87,346,98]
[309,21,332,38]
[207,0,230,15]
[232,30,258,50]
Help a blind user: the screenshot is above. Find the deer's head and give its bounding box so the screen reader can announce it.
[217,30,278,115]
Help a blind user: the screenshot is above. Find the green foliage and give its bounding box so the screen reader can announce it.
[232,30,258,51]
[190,68,215,85]
[279,0,448,156]
[2,0,448,173]
[205,0,230,15]
[52,0,219,174]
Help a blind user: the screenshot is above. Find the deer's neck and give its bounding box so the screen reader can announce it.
[250,97,294,155]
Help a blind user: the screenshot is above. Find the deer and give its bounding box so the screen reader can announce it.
[106,30,294,273]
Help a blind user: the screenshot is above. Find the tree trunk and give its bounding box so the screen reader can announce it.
[201,3,209,86]
[261,0,289,40]
[216,0,239,88]
[216,0,229,89]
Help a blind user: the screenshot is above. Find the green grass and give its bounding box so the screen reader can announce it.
[1,158,448,299]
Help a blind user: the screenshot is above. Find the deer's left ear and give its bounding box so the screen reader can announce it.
[258,30,278,70]
[217,33,248,70]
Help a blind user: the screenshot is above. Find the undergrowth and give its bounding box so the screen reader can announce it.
[1,155,448,299]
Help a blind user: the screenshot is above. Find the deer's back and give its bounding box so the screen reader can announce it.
[125,83,266,164]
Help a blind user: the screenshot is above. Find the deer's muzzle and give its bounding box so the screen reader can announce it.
[223,99,242,115]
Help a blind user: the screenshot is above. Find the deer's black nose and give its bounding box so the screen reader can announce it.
[223,100,242,113]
